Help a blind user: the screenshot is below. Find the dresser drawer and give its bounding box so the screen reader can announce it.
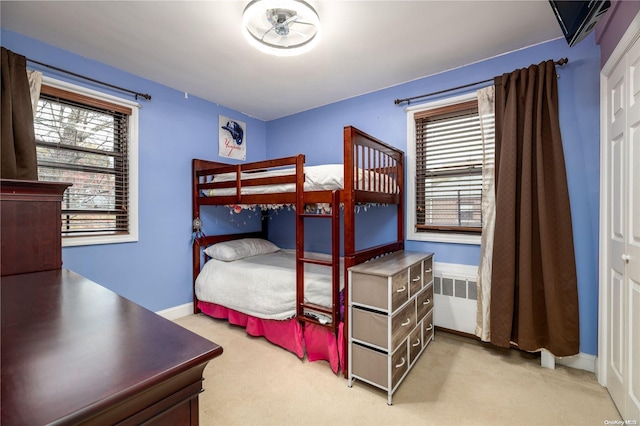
[351,343,387,388]
[423,256,433,285]
[409,310,434,365]
[391,345,408,388]
[408,262,423,297]
[422,311,434,348]
[352,307,388,348]
[391,300,417,350]
[351,343,408,390]
[353,299,417,351]
[351,268,409,312]
[417,284,434,322]
[408,326,422,364]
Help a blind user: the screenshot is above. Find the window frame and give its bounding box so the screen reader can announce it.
[406,92,482,245]
[38,76,139,247]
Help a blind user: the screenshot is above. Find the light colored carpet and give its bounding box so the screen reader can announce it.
[174,314,621,426]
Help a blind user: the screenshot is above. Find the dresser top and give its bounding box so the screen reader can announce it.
[0,178,71,198]
[1,269,222,425]
[348,250,433,277]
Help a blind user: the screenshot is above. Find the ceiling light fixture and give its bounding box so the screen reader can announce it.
[242,0,321,57]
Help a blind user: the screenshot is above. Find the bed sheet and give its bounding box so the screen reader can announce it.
[195,249,343,320]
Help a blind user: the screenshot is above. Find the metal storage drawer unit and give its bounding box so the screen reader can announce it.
[348,250,434,405]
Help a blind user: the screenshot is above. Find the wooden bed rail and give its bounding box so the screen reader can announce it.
[342,126,405,260]
[193,155,304,178]
[344,126,403,196]
[192,155,305,209]
[351,241,405,265]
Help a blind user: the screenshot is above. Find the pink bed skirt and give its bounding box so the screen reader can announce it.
[197,301,344,373]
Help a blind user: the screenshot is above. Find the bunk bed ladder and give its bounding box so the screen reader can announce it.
[296,190,341,336]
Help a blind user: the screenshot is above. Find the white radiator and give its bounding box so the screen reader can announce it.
[433,262,478,335]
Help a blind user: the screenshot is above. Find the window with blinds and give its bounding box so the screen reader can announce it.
[414,99,493,234]
[34,85,132,238]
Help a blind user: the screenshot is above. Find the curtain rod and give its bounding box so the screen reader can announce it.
[394,57,569,106]
[27,57,152,101]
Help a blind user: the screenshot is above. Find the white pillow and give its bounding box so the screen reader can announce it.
[204,238,280,262]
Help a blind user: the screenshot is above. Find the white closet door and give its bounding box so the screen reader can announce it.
[625,35,640,422]
[605,44,627,415]
[603,26,640,422]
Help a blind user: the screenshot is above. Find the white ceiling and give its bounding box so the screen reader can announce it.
[1,1,565,121]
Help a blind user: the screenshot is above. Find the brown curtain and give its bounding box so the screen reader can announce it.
[490,60,579,357]
[1,47,38,180]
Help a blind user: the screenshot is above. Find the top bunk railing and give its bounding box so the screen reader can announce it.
[342,126,405,259]
[343,126,404,204]
[193,155,304,207]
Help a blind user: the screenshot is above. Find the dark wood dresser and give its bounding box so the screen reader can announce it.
[1,179,71,276]
[1,269,223,425]
[1,180,223,425]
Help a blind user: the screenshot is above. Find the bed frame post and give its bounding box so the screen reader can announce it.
[343,127,356,260]
[192,239,202,314]
[398,152,405,245]
[295,154,305,321]
[192,159,202,314]
[343,127,356,378]
[331,189,341,337]
[261,209,269,240]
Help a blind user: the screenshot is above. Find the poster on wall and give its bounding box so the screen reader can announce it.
[219,115,246,160]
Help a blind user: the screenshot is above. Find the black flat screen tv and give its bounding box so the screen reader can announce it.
[549,0,611,47]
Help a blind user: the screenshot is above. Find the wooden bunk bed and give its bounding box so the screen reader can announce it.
[192,125,404,376]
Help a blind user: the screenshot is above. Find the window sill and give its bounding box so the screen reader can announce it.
[407,230,481,245]
[62,233,138,247]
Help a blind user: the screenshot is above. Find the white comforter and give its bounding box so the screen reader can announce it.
[195,249,343,320]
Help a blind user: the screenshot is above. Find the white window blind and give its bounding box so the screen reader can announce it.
[414,99,494,233]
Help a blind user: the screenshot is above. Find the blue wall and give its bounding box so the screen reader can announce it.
[1,29,601,355]
[1,29,268,312]
[267,36,602,355]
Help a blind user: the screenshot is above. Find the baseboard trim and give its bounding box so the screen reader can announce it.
[436,327,596,373]
[156,303,193,320]
[436,326,478,340]
[554,352,597,373]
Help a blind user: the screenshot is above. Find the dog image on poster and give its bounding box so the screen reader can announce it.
[219,115,246,160]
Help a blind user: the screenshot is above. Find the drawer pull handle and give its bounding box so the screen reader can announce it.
[412,338,421,347]
[426,323,433,331]
[395,357,406,368]
[412,276,421,282]
[423,298,431,305]
[396,286,407,293]
[425,268,433,273]
[401,318,411,327]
